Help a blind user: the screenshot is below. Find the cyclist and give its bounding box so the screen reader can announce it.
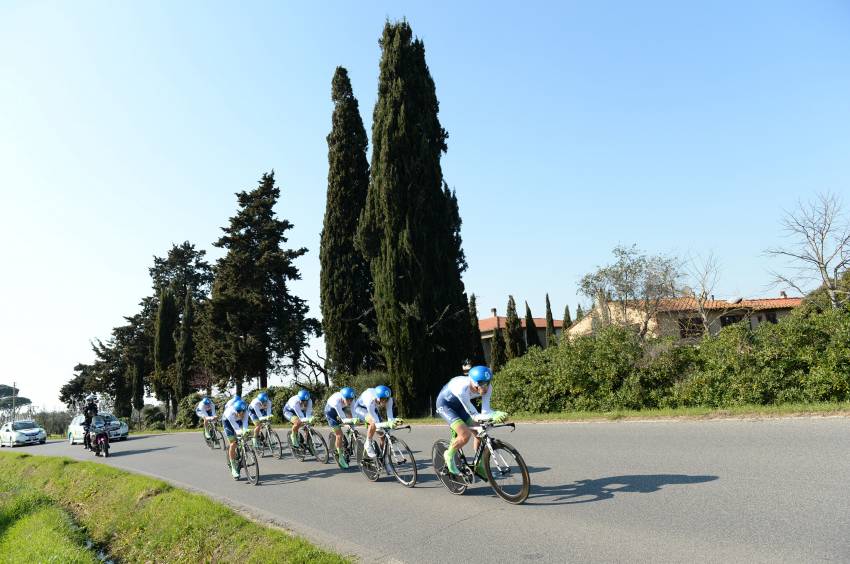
[224,394,242,411]
[435,365,507,476]
[222,399,250,479]
[282,389,313,449]
[195,397,217,439]
[82,394,98,450]
[248,392,273,448]
[324,386,357,468]
[353,385,401,459]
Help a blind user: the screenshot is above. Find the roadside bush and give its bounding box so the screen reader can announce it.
[175,393,203,428]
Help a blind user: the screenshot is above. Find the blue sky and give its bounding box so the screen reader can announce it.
[2,1,848,410]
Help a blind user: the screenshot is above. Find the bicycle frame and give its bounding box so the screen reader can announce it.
[459,422,516,483]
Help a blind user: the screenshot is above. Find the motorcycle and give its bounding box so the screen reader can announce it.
[89,418,110,457]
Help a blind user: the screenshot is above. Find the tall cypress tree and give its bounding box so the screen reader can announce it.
[357,21,467,416]
[524,301,542,349]
[153,287,178,417]
[211,172,319,394]
[504,296,526,359]
[545,294,556,347]
[576,304,585,322]
[321,67,377,377]
[468,294,486,366]
[490,327,507,372]
[174,290,195,401]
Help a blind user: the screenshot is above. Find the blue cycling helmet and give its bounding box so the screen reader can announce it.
[202,397,212,406]
[374,385,391,399]
[340,386,356,400]
[297,389,310,402]
[234,400,247,412]
[469,365,493,385]
[257,392,269,403]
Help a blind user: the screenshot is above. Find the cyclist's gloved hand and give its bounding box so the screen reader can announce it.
[342,417,358,425]
[302,416,314,424]
[491,411,508,423]
[472,413,491,423]
[376,421,392,429]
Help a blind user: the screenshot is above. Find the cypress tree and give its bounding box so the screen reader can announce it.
[563,304,573,327]
[504,296,526,359]
[211,172,319,393]
[468,294,486,366]
[174,290,195,401]
[524,301,542,349]
[320,67,377,377]
[576,304,585,322]
[545,294,556,347]
[357,21,467,416]
[490,325,507,372]
[153,287,178,417]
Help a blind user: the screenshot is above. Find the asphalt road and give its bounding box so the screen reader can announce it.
[11,417,850,563]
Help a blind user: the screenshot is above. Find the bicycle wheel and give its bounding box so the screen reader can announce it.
[287,431,305,461]
[431,440,467,495]
[327,432,340,464]
[387,436,417,487]
[359,439,380,482]
[204,425,216,449]
[308,430,329,463]
[483,439,530,504]
[353,436,364,467]
[266,429,283,459]
[242,444,260,485]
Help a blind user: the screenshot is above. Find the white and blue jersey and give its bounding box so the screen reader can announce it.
[353,388,394,423]
[248,397,272,422]
[436,375,493,426]
[324,391,352,428]
[221,405,249,438]
[283,395,313,421]
[195,400,216,419]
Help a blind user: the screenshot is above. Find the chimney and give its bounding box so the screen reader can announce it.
[780,291,787,299]
[491,308,497,317]
[710,294,714,301]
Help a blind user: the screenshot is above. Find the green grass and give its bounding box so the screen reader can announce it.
[0,482,97,564]
[402,401,850,425]
[0,452,350,563]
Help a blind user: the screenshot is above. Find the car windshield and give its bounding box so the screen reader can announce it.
[12,421,37,431]
[102,414,117,422]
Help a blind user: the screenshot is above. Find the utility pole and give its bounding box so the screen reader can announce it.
[11,380,16,421]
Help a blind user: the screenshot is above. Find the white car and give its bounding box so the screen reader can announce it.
[68,413,129,444]
[0,420,47,447]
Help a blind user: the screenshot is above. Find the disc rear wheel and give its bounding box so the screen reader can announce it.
[432,440,467,495]
[359,439,380,481]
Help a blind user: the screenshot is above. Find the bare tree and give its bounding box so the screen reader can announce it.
[579,245,682,339]
[767,193,850,309]
[684,252,742,334]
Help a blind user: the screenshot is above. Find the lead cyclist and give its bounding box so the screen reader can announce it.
[435,366,507,477]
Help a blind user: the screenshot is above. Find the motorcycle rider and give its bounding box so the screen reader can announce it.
[82,394,98,450]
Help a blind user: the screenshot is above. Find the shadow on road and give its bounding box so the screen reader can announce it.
[527,474,718,505]
[107,446,175,457]
[259,466,344,485]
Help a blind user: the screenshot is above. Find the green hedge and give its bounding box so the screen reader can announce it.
[493,305,850,413]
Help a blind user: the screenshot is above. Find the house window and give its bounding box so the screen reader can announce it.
[678,317,704,338]
[720,315,744,327]
[765,311,778,324]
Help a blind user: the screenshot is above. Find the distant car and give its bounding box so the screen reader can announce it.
[68,413,129,444]
[0,420,47,447]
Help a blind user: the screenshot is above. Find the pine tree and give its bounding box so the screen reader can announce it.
[320,67,377,377]
[153,287,178,417]
[174,291,195,401]
[545,294,556,347]
[468,294,486,366]
[576,304,585,321]
[210,172,319,394]
[490,325,507,372]
[504,296,526,359]
[357,21,467,416]
[524,301,542,349]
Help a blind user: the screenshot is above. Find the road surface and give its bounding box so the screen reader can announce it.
[10,417,850,563]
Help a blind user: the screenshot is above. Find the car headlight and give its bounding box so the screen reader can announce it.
[14,432,25,440]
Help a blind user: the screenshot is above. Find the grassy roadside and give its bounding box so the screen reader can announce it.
[402,401,850,425]
[0,452,350,563]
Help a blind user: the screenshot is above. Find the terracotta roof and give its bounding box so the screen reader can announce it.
[479,316,563,333]
[651,297,803,313]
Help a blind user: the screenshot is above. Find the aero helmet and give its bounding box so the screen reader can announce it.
[297,389,310,402]
[341,387,356,400]
[469,365,493,385]
[374,385,391,399]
